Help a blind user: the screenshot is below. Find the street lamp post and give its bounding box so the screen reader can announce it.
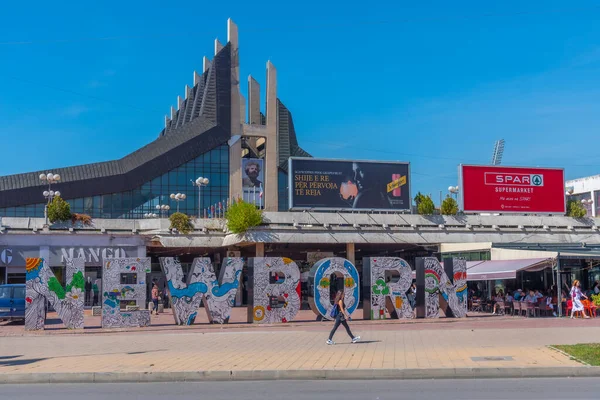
[169,193,187,213]
[448,185,459,199]
[39,172,61,226]
[144,212,158,218]
[192,177,210,218]
[155,204,170,218]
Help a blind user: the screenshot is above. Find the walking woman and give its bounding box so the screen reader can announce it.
[570,280,590,319]
[151,283,160,316]
[327,290,360,345]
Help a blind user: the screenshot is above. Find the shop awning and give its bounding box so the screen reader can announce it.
[466,258,552,281]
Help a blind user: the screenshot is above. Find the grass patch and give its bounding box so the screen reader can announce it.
[553,343,600,366]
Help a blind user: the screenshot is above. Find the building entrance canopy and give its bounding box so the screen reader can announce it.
[466,258,552,281]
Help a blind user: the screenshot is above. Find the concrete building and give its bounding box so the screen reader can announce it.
[0,19,309,220]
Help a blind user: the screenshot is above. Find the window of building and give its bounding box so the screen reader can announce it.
[0,144,230,219]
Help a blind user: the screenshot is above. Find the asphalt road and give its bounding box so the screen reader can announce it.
[0,379,598,400]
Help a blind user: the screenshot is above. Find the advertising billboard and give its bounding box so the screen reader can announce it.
[289,158,411,211]
[460,165,565,214]
[242,158,264,206]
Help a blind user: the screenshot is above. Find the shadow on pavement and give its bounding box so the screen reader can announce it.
[0,358,46,367]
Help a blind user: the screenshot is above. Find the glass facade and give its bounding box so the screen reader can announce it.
[0,144,229,219]
[278,170,289,211]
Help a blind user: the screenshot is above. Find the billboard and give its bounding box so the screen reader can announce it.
[242,158,264,206]
[460,165,566,214]
[289,158,410,211]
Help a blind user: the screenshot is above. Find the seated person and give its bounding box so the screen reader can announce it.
[524,290,538,303]
[534,290,543,299]
[513,289,523,301]
[492,290,505,315]
[546,296,557,317]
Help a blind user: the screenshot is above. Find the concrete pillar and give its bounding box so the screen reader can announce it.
[264,61,278,211]
[170,106,177,120]
[346,243,355,265]
[248,75,261,125]
[228,19,243,203]
[240,93,246,124]
[255,242,265,257]
[193,71,201,86]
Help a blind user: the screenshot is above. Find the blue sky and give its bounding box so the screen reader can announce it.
[1,1,600,204]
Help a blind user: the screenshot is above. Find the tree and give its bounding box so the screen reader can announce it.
[417,194,435,215]
[47,196,72,223]
[169,212,193,234]
[567,199,587,218]
[225,199,263,234]
[441,196,459,215]
[414,192,426,208]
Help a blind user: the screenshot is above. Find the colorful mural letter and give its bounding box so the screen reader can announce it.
[247,257,301,324]
[308,257,359,320]
[102,257,151,328]
[415,257,467,319]
[362,257,413,320]
[25,257,85,330]
[159,257,243,325]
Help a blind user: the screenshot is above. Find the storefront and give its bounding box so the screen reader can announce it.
[0,234,146,307]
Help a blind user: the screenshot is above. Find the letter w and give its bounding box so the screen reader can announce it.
[160,257,243,325]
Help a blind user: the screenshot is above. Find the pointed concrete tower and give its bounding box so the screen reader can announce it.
[227,18,244,203]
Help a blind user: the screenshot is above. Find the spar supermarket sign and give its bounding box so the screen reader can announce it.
[459,165,566,214]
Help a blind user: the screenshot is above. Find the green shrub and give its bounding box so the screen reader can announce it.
[225,199,263,234]
[417,195,435,215]
[169,212,193,234]
[567,199,587,218]
[47,196,72,223]
[441,196,459,215]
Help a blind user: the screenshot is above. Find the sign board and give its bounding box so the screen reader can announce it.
[289,158,411,211]
[242,158,264,207]
[460,165,566,214]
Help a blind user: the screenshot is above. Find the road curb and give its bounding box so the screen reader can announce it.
[1,366,600,384]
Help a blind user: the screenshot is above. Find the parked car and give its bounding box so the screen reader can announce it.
[0,284,26,322]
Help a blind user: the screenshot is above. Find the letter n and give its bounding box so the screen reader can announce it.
[25,257,85,330]
[415,257,467,318]
[362,257,413,320]
[102,257,151,328]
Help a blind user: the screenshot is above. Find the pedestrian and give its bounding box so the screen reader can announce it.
[570,280,590,319]
[326,290,360,345]
[151,283,160,316]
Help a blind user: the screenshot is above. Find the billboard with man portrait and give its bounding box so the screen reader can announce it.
[288,158,411,211]
[242,158,264,206]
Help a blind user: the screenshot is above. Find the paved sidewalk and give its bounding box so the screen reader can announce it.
[1,316,600,382]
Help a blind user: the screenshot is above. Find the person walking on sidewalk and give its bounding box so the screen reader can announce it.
[326,290,360,345]
[570,280,590,319]
[151,283,160,316]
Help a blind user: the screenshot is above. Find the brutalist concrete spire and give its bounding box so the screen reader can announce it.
[248,75,261,125]
[203,56,211,73]
[177,96,183,110]
[215,38,224,55]
[193,71,201,86]
[264,60,278,211]
[184,85,192,100]
[227,18,244,204]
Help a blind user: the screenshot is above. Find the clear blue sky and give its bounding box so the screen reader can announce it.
[1,1,600,204]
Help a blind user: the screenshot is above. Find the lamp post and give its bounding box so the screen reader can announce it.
[581,198,593,216]
[155,204,170,218]
[448,185,459,199]
[170,193,187,213]
[39,172,61,225]
[192,177,210,218]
